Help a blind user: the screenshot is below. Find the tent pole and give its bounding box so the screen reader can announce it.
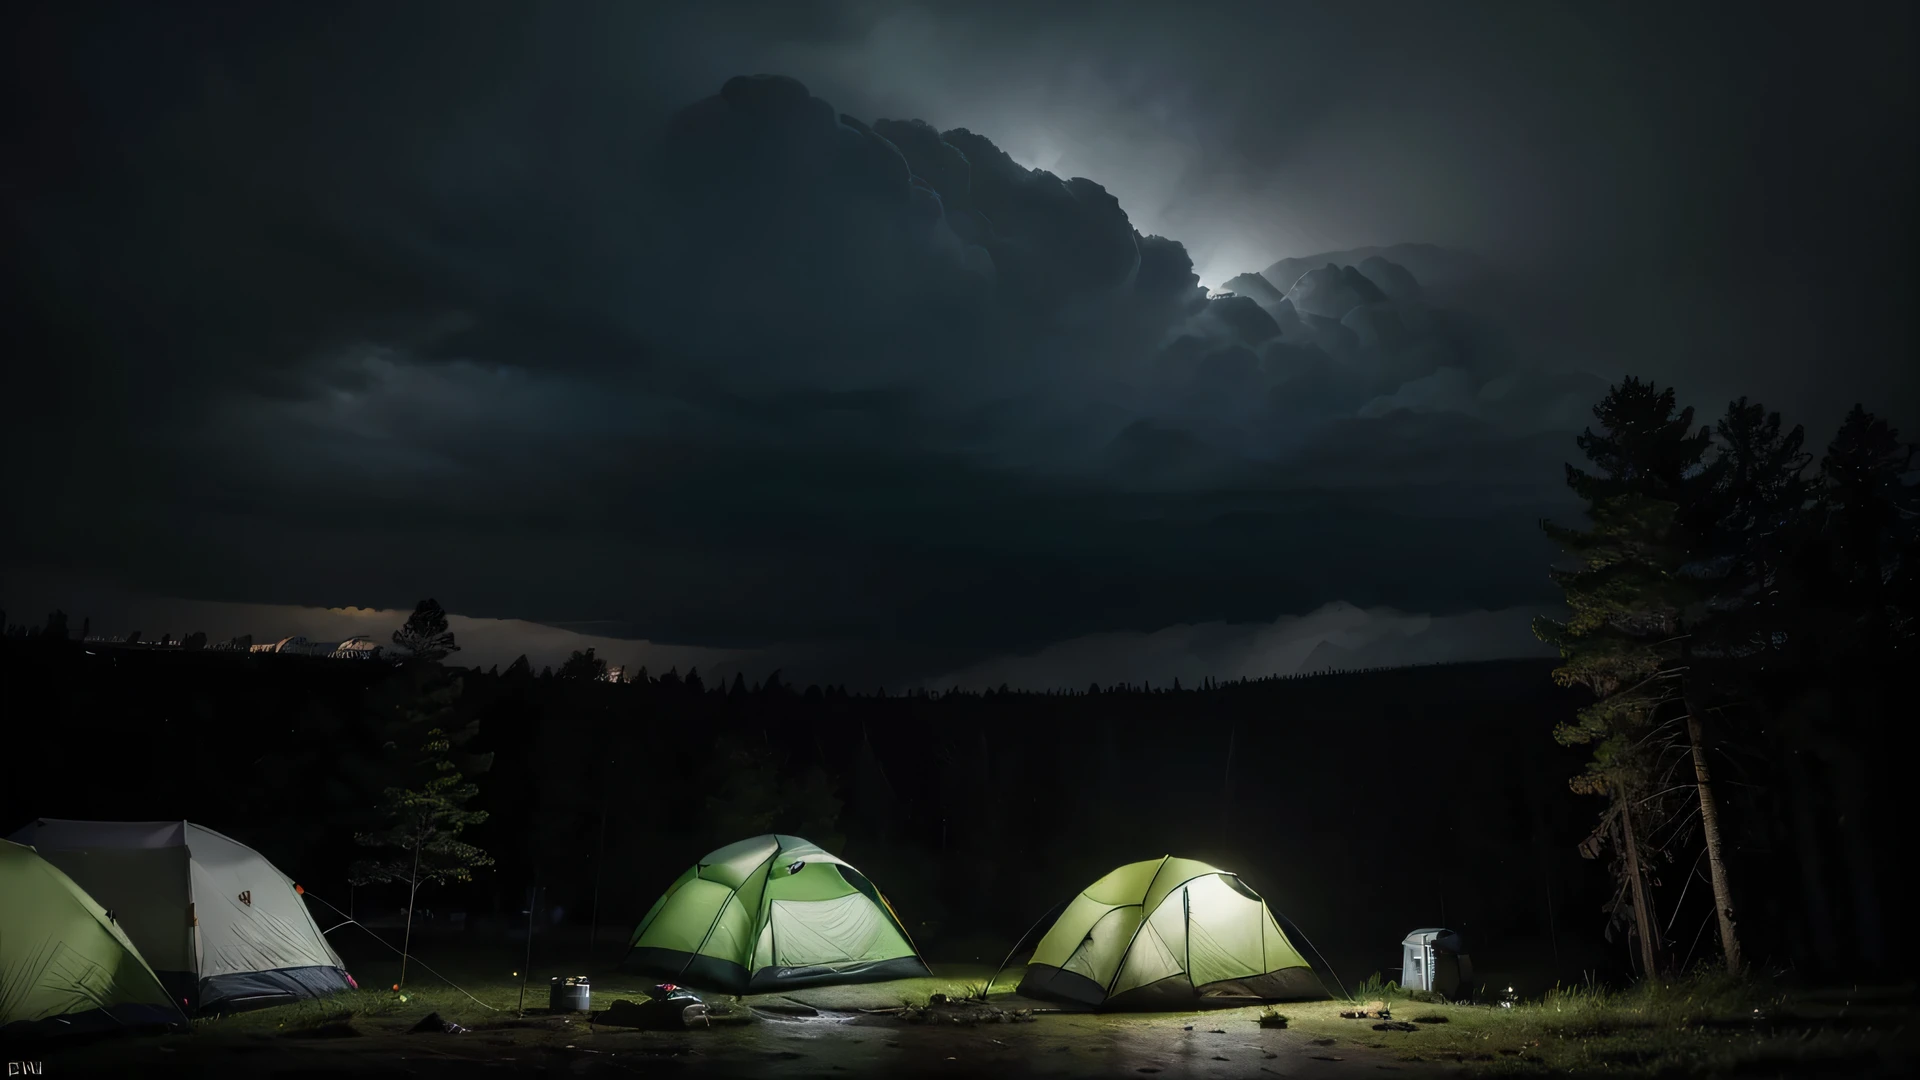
[1100,856,1174,1002]
[588,761,611,960]
[985,899,1070,997]
[679,856,762,985]
[1275,909,1351,1001]
[1183,887,1192,989]
[399,842,422,988]
[518,883,540,1017]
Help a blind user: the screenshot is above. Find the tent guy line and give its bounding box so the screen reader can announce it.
[299,887,500,1012]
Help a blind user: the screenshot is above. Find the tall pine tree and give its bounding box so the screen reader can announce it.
[1535,376,1711,978]
[1693,398,1819,673]
[1677,397,1819,974]
[1817,406,1919,659]
[350,673,494,986]
[1786,406,1917,969]
[392,598,460,664]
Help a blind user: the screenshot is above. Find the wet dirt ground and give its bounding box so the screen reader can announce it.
[18,976,1450,1079]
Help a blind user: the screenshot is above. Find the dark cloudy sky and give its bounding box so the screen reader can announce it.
[4,0,1914,687]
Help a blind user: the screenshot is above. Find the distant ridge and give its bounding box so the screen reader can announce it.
[3,632,1556,700]
[1297,638,1357,674]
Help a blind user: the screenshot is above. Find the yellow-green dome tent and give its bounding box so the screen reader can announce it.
[1017,856,1328,1009]
[623,834,929,993]
[0,839,189,1038]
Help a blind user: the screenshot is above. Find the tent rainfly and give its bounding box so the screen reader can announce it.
[5,820,355,1014]
[624,834,930,993]
[1018,856,1328,1009]
[0,839,189,1038]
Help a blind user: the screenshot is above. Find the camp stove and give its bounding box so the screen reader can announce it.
[549,975,591,1013]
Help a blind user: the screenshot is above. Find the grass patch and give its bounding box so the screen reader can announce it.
[1277,972,1910,1077]
[896,974,1001,1007]
[1348,970,1399,1000]
[195,985,500,1039]
[1345,969,1451,1005]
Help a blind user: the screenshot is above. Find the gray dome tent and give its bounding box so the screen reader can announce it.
[7,820,354,1014]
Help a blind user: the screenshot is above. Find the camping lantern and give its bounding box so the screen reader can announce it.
[550,975,591,1013]
[1400,928,1474,999]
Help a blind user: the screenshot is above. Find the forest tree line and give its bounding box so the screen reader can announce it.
[2,383,1909,987]
[1536,383,1914,981]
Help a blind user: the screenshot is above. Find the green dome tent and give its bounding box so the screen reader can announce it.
[623,834,930,993]
[1017,856,1328,1009]
[1,839,189,1038]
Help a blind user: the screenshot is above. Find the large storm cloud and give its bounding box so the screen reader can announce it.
[4,1,1911,687]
